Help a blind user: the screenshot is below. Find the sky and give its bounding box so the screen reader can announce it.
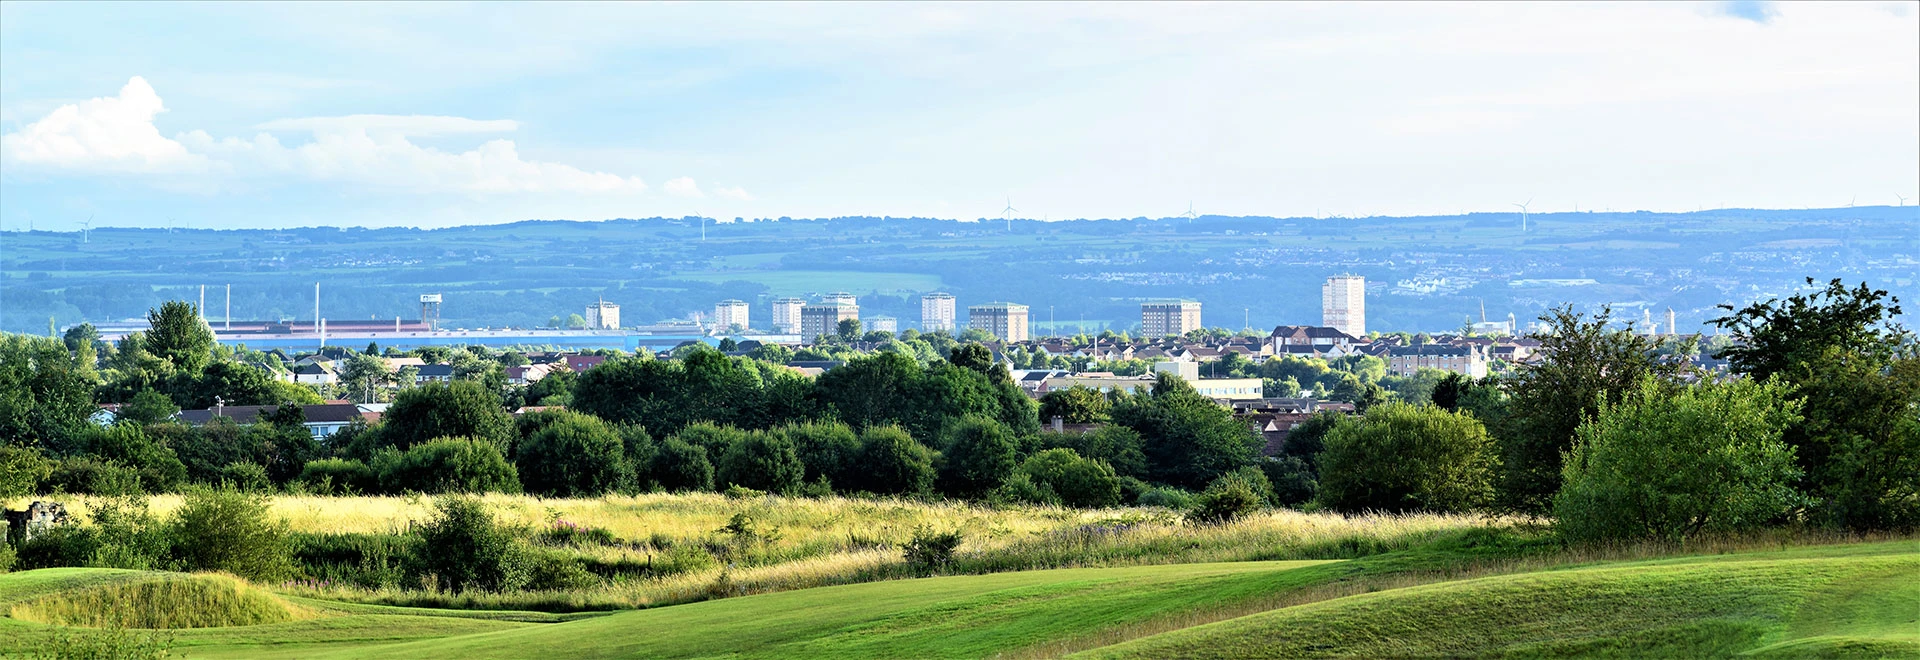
[1,1,1916,230]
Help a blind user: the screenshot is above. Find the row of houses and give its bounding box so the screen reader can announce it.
[978,325,1542,379]
[283,352,609,387]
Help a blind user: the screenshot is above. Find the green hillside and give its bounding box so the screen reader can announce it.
[3,539,1913,659]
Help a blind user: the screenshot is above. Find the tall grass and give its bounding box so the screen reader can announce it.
[10,573,319,629]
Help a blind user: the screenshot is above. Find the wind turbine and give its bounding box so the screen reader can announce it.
[1898,194,1909,207]
[1001,197,1017,231]
[81,214,93,243]
[1848,195,1856,208]
[1182,201,1198,222]
[1512,198,1532,232]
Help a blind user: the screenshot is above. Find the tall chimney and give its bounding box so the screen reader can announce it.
[225,284,231,330]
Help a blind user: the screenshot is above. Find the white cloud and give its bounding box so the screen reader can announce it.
[663,176,704,197]
[714,185,753,201]
[0,76,207,173]
[4,77,649,195]
[254,114,519,136]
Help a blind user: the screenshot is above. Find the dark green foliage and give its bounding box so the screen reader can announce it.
[814,352,1037,441]
[291,532,419,589]
[1431,373,1469,411]
[1279,411,1342,473]
[515,411,633,497]
[937,415,1018,497]
[216,461,272,492]
[1111,373,1263,490]
[374,437,521,494]
[647,438,713,492]
[39,457,144,496]
[1187,470,1267,524]
[1556,377,1804,543]
[1039,425,1147,479]
[297,458,377,494]
[1711,278,1920,531]
[1259,456,1318,507]
[1038,386,1111,423]
[167,361,284,409]
[14,525,102,570]
[120,389,179,425]
[524,366,576,406]
[1501,306,1695,515]
[782,420,862,489]
[413,497,528,593]
[994,472,1059,506]
[78,423,186,492]
[1318,403,1498,514]
[0,334,97,450]
[168,487,295,581]
[144,301,214,373]
[382,381,516,452]
[0,445,52,499]
[902,527,963,577]
[715,430,805,494]
[947,342,1009,384]
[571,351,789,436]
[1012,448,1121,508]
[855,426,934,495]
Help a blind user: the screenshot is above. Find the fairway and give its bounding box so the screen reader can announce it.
[3,540,1914,659]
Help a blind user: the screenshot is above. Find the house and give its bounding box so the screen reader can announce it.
[505,363,556,386]
[414,364,456,383]
[175,403,367,441]
[290,362,338,385]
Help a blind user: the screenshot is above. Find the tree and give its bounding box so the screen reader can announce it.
[1556,377,1803,542]
[1431,373,1469,411]
[0,445,54,499]
[515,411,632,497]
[782,420,862,490]
[855,426,934,495]
[1111,373,1263,490]
[837,318,863,342]
[947,343,1004,383]
[167,487,293,581]
[1500,306,1694,515]
[62,323,101,353]
[0,334,99,450]
[414,497,527,593]
[1038,386,1111,424]
[1040,425,1146,479]
[566,313,590,329]
[646,437,713,492]
[1710,278,1920,531]
[1278,410,1342,473]
[169,361,284,409]
[121,388,180,426]
[1317,403,1498,514]
[937,415,1018,497]
[373,437,521,494]
[382,381,515,452]
[338,353,394,404]
[80,423,188,492]
[717,337,739,352]
[1013,448,1120,508]
[714,430,804,494]
[1188,469,1267,524]
[145,301,214,373]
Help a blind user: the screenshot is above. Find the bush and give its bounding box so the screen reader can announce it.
[992,473,1060,506]
[1259,456,1318,507]
[902,526,963,576]
[646,438,713,493]
[374,437,521,494]
[413,496,528,593]
[714,430,805,494]
[1039,425,1147,479]
[217,461,272,492]
[0,445,53,499]
[40,457,144,496]
[1556,377,1804,543]
[783,421,863,490]
[515,411,633,497]
[14,524,101,570]
[168,487,294,581]
[937,415,1018,497]
[88,496,169,571]
[1317,403,1498,514]
[78,423,187,492]
[297,458,376,494]
[1134,484,1195,509]
[1012,448,1120,508]
[381,381,516,452]
[855,426,934,495]
[290,532,416,589]
[1187,471,1266,525]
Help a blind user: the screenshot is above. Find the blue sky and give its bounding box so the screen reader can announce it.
[2,1,1915,230]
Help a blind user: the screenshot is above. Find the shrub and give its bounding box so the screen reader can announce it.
[515,411,633,497]
[88,496,169,571]
[1013,448,1120,508]
[0,445,53,499]
[714,430,805,494]
[937,415,1018,497]
[381,381,516,452]
[783,421,863,489]
[1135,484,1195,509]
[374,437,521,494]
[14,524,101,570]
[646,438,713,493]
[413,496,528,593]
[1259,456,1318,507]
[297,458,376,494]
[856,426,934,495]
[217,461,272,493]
[672,422,749,456]
[1317,403,1498,514]
[168,487,294,581]
[992,473,1060,506]
[79,423,187,492]
[40,457,144,496]
[1187,470,1267,524]
[1039,425,1147,479]
[1556,377,1804,543]
[290,532,417,589]
[902,526,963,576]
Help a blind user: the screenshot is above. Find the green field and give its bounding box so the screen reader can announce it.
[3,538,1913,659]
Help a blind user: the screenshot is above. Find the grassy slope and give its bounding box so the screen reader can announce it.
[1078,541,1920,659]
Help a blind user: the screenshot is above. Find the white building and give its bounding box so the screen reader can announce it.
[586,298,621,330]
[1322,275,1365,338]
[922,292,957,332]
[821,291,857,306]
[714,299,750,332]
[1141,300,1202,338]
[869,316,898,333]
[968,302,1029,342]
[771,298,806,334]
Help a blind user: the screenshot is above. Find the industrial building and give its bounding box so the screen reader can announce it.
[921,292,957,332]
[1322,275,1365,337]
[1141,300,1202,338]
[968,302,1029,342]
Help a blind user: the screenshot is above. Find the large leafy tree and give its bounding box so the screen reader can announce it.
[515,411,632,497]
[381,381,516,452]
[936,414,1018,497]
[145,301,215,373]
[1499,305,1694,515]
[0,334,98,450]
[1111,372,1264,490]
[1317,403,1498,514]
[1038,386,1111,424]
[1710,278,1920,530]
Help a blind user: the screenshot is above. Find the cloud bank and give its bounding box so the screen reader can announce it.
[2,77,650,195]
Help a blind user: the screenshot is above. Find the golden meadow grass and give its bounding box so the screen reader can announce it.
[9,573,323,629]
[21,493,1495,610]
